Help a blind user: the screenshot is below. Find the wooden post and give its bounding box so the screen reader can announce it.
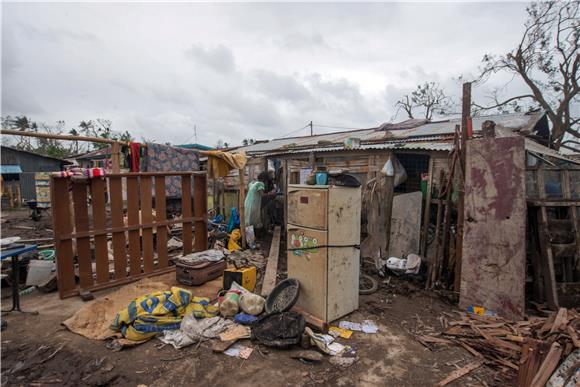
[536,166,559,309]
[239,168,246,248]
[421,157,434,256]
[111,142,121,173]
[455,82,471,292]
[282,159,288,235]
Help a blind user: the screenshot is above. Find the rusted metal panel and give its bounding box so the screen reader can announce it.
[459,136,526,320]
[388,191,422,257]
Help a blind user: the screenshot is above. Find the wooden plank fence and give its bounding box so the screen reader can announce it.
[50,171,208,299]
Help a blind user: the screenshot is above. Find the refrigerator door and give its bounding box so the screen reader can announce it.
[287,187,328,230]
[287,225,328,321]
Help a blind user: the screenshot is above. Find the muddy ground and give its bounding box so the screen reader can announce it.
[1,210,512,386]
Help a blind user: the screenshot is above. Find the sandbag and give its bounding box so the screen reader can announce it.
[239,293,265,316]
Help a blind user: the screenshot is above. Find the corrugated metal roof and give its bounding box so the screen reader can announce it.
[262,141,454,157]
[239,111,545,155]
[1,165,22,174]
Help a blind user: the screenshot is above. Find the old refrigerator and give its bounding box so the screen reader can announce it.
[287,184,361,322]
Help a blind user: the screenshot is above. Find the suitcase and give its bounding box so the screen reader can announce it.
[176,259,226,286]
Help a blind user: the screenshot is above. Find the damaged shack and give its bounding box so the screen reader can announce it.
[221,111,580,315]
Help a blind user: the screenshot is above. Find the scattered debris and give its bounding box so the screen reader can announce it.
[223,343,253,359]
[434,359,484,387]
[290,350,324,363]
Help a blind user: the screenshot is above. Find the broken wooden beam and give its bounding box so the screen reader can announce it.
[529,342,562,387]
[292,305,328,333]
[435,359,484,387]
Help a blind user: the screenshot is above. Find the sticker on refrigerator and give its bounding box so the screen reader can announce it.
[290,232,319,257]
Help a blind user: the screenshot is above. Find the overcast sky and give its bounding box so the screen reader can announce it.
[2,2,532,147]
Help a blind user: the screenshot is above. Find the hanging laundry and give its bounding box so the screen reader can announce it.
[200,150,247,178]
[130,142,141,172]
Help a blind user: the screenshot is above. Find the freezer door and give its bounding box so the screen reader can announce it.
[287,188,328,230]
[287,225,328,321]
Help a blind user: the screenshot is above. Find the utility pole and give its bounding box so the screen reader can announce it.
[310,121,313,136]
[194,125,198,143]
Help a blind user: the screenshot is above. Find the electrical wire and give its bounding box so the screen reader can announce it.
[314,123,363,131]
[276,123,311,139]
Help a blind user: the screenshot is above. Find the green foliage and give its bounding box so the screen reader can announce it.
[1,115,135,158]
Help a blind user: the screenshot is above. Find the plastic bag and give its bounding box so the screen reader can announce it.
[380,155,407,187]
[245,225,256,249]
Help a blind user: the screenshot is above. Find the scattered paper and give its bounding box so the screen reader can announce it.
[223,343,253,359]
[338,320,379,334]
[329,326,353,339]
[328,342,346,356]
[339,321,362,331]
[361,320,379,334]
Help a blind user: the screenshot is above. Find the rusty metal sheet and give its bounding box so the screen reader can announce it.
[388,191,423,257]
[459,136,526,320]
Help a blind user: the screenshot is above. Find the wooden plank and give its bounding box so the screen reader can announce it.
[72,181,94,289]
[435,359,484,387]
[261,226,281,296]
[90,178,109,283]
[530,342,562,387]
[103,171,205,177]
[562,170,580,278]
[527,200,580,207]
[239,169,246,248]
[111,141,121,173]
[517,340,548,387]
[537,166,559,310]
[421,156,434,256]
[291,305,328,333]
[58,216,204,240]
[194,174,208,252]
[109,176,127,279]
[126,176,142,276]
[282,160,288,235]
[182,175,193,255]
[460,137,526,320]
[140,176,154,273]
[51,177,76,298]
[155,176,168,268]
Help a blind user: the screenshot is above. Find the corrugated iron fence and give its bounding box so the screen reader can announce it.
[50,172,207,299]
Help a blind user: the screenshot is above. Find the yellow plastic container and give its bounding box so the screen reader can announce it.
[223,266,257,292]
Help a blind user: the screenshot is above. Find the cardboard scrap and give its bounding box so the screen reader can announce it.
[223,343,253,359]
[329,326,353,339]
[219,325,251,342]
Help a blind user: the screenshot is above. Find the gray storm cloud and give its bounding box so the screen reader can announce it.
[1,2,529,146]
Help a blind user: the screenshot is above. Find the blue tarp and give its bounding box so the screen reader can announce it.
[1,165,22,174]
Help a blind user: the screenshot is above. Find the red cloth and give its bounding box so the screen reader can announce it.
[130,142,141,172]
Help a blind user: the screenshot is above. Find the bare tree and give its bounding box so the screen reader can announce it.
[477,1,579,150]
[395,82,452,121]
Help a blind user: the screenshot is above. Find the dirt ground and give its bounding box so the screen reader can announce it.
[1,208,54,241]
[1,210,512,386]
